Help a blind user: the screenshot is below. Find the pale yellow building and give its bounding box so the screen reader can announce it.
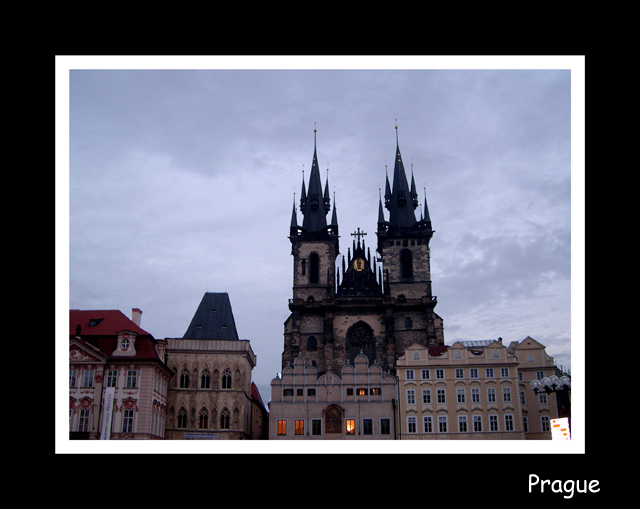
[396,340,526,440]
[508,336,571,439]
[269,353,398,439]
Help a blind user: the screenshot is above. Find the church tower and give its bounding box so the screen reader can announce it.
[282,124,443,377]
[377,124,443,347]
[285,128,339,366]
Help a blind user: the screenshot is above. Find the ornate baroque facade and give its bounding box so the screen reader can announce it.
[69,308,172,440]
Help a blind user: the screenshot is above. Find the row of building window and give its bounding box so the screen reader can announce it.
[276,418,392,437]
[175,407,232,430]
[405,367,513,380]
[405,414,550,434]
[179,367,233,389]
[282,387,381,397]
[406,387,549,406]
[70,369,140,389]
[71,407,166,437]
[407,386,513,405]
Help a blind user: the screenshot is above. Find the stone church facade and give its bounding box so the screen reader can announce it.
[270,126,444,439]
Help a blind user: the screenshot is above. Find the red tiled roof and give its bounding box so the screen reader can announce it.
[69,310,161,362]
[70,309,150,336]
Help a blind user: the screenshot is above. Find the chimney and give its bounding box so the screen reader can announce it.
[132,308,142,326]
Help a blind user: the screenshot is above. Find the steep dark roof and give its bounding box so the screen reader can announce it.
[183,292,239,340]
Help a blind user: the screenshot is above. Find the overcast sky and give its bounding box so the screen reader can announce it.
[58,56,583,425]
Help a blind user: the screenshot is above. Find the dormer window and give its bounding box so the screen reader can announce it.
[121,337,130,350]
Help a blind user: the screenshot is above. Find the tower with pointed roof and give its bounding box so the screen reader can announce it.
[289,127,339,304]
[377,124,442,347]
[282,124,442,379]
[273,124,445,439]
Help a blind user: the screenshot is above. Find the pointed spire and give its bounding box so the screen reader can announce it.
[378,187,386,224]
[323,166,331,213]
[301,125,329,232]
[423,187,431,224]
[386,122,417,227]
[290,192,298,228]
[299,166,306,213]
[410,161,419,208]
[330,190,338,226]
[384,162,391,205]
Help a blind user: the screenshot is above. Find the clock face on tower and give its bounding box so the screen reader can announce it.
[353,258,365,271]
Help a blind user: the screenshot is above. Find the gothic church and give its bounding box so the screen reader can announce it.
[283,126,444,376]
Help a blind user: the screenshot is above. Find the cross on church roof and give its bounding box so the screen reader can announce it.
[351,227,367,243]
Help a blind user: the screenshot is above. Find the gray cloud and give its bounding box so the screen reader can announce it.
[62,59,579,403]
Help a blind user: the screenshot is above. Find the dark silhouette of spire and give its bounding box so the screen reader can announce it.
[385,124,418,227]
[301,127,330,232]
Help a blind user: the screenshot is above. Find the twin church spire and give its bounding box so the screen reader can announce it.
[291,124,432,238]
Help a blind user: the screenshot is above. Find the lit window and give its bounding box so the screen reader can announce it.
[346,419,356,435]
[295,420,304,435]
[277,420,287,435]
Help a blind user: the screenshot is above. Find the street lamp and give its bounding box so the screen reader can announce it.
[530,375,571,394]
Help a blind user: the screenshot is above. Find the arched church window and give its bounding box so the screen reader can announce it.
[179,367,190,388]
[198,407,209,429]
[400,249,413,279]
[177,407,187,429]
[220,408,230,429]
[222,368,232,389]
[201,367,210,389]
[346,321,375,366]
[308,336,317,351]
[309,253,320,284]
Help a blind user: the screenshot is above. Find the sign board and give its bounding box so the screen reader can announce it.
[100,387,116,440]
[185,432,219,440]
[551,417,570,440]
